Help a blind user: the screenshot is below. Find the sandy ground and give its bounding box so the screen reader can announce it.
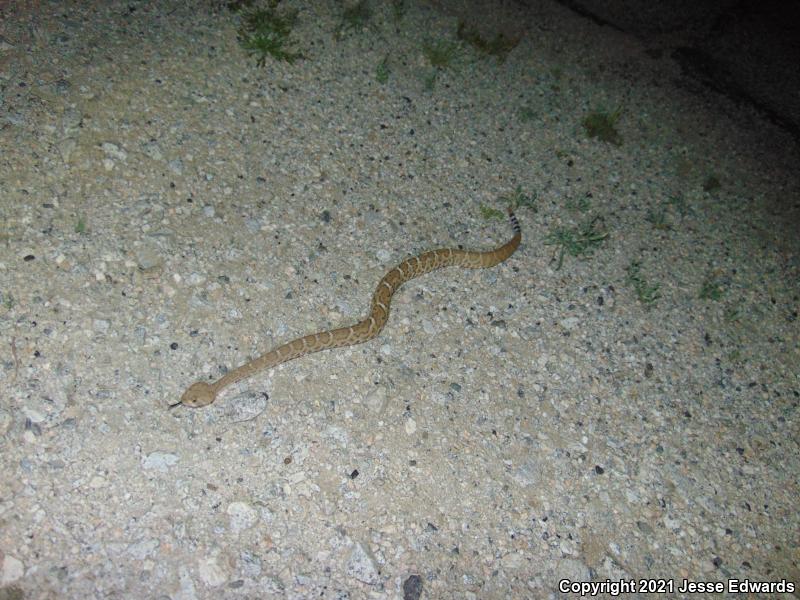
[1,1,798,598]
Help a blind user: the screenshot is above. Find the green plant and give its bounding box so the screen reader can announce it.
[336,0,371,39]
[667,192,691,216]
[75,216,86,234]
[724,305,740,322]
[626,261,661,305]
[645,207,671,230]
[583,107,623,146]
[238,3,303,65]
[480,205,505,220]
[519,105,536,122]
[699,273,725,301]
[391,0,405,22]
[375,56,390,83]
[565,194,591,213]
[500,185,537,212]
[423,71,438,91]
[3,292,13,310]
[702,174,721,192]
[423,39,459,69]
[456,21,519,62]
[544,216,608,270]
[225,0,256,11]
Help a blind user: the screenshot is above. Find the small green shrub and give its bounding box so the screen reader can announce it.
[646,207,671,231]
[500,185,537,212]
[583,107,622,146]
[565,194,591,213]
[375,56,390,83]
[519,105,536,122]
[480,205,505,220]
[225,0,256,11]
[238,3,303,65]
[667,192,691,216]
[456,21,519,62]
[336,0,371,39]
[391,0,405,22]
[699,273,725,301]
[626,261,661,305]
[702,174,721,192]
[545,216,608,270]
[423,39,459,69]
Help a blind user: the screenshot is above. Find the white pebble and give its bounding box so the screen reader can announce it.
[227,502,259,533]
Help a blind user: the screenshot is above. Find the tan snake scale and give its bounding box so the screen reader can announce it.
[181,209,521,407]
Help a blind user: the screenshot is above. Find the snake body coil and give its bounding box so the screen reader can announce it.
[181,209,521,407]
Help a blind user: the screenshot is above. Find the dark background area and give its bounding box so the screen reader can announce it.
[552,0,800,145]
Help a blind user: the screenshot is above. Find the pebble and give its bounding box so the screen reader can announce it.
[365,385,388,413]
[222,392,268,422]
[404,417,417,435]
[101,142,127,161]
[141,452,179,472]
[403,574,424,600]
[1,554,24,584]
[346,542,380,585]
[127,538,159,560]
[198,556,228,587]
[559,316,580,330]
[136,247,164,272]
[227,502,259,533]
[0,409,11,435]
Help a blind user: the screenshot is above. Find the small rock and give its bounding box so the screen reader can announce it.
[0,409,12,435]
[1,554,24,584]
[223,392,268,423]
[168,159,184,174]
[559,317,580,330]
[511,461,538,487]
[62,108,82,133]
[142,451,178,472]
[136,246,163,272]
[227,502,259,533]
[198,556,228,587]
[553,558,590,585]
[421,319,435,335]
[89,475,106,488]
[58,137,77,162]
[365,386,387,413]
[127,538,159,560]
[238,551,262,577]
[324,425,350,445]
[141,141,164,161]
[403,574,423,600]
[346,542,380,585]
[101,142,127,161]
[22,407,46,424]
[177,566,197,599]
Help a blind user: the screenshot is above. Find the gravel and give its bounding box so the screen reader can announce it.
[1,0,798,598]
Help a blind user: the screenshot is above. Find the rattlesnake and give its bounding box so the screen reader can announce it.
[180,209,521,407]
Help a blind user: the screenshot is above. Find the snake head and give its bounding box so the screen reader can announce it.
[181,382,217,408]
